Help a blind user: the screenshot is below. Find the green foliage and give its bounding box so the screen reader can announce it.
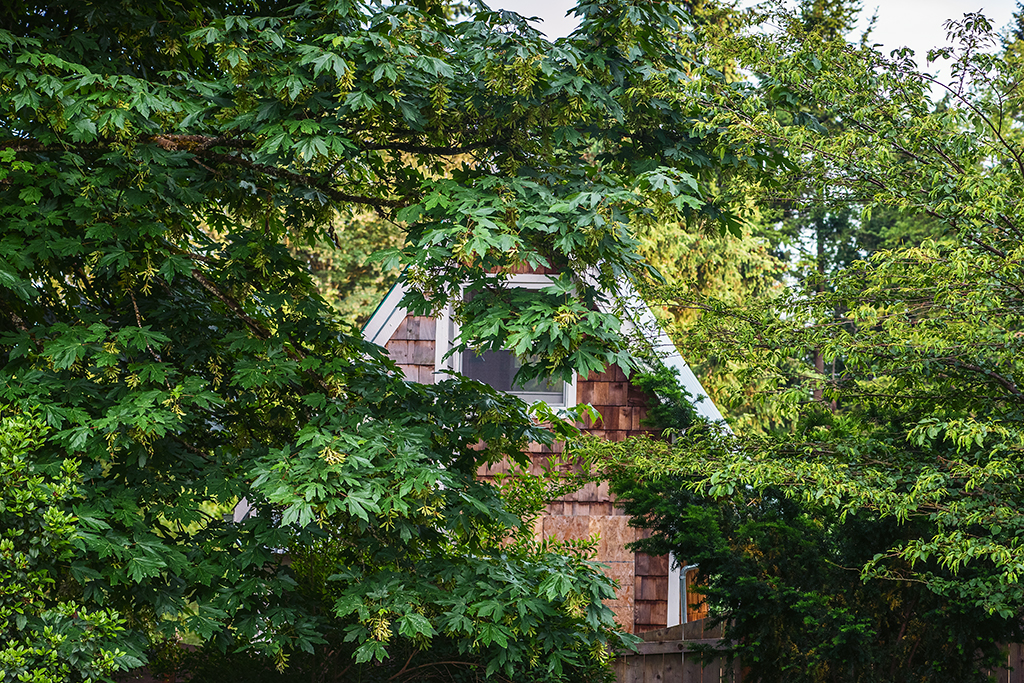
[636,218,791,434]
[0,410,141,683]
[629,364,700,434]
[0,0,749,678]
[601,459,1020,683]
[580,6,1024,681]
[287,212,404,327]
[796,0,861,40]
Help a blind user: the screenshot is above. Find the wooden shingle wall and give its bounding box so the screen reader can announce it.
[380,312,673,635]
[385,316,436,384]
[633,531,670,633]
[686,566,709,622]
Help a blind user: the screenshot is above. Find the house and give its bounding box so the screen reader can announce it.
[363,268,724,635]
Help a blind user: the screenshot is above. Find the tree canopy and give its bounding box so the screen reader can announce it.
[0,0,759,680]
[586,6,1024,681]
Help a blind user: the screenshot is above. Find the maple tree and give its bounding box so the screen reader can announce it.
[0,0,750,679]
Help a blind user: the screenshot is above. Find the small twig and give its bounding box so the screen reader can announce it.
[388,661,480,682]
[189,270,270,340]
[388,650,419,681]
[129,290,163,362]
[170,435,215,463]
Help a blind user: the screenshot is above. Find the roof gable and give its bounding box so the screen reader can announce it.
[362,280,725,423]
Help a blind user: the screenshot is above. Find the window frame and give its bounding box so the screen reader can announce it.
[434,273,577,409]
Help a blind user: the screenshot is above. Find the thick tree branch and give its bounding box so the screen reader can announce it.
[200,150,409,209]
[7,134,412,210]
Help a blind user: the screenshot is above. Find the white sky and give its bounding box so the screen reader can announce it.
[490,0,1020,85]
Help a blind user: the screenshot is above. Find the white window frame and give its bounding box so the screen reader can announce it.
[434,273,577,409]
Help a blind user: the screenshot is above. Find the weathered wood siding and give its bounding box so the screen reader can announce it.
[634,538,669,634]
[686,568,709,622]
[385,315,436,384]
[380,312,674,635]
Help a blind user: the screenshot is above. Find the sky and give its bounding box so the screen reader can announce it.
[489,0,1021,84]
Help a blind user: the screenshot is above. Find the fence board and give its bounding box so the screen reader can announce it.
[612,657,626,683]
[1010,643,1024,683]
[662,651,682,683]
[616,623,1023,683]
[642,624,684,642]
[643,654,667,683]
[633,639,726,655]
[702,656,721,683]
[625,655,645,683]
[729,657,743,683]
[681,652,702,683]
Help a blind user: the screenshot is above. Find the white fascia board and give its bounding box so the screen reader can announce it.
[662,353,725,423]
[362,281,409,346]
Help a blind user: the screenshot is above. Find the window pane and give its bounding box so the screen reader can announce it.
[462,349,515,392]
[462,349,562,400]
[459,288,565,404]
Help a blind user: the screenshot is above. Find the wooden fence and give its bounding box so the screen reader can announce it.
[613,619,741,683]
[985,643,1024,683]
[613,620,1024,683]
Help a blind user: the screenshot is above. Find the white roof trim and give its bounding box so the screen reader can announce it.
[361,276,725,424]
[362,281,409,347]
[595,279,725,424]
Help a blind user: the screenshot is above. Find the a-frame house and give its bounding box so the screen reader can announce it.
[362,269,724,634]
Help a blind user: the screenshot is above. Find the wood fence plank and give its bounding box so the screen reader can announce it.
[703,622,724,639]
[990,645,1009,683]
[1009,643,1024,683]
[662,652,682,683]
[614,645,744,683]
[682,620,705,640]
[643,654,666,683]
[622,655,644,683]
[682,652,702,683]
[730,657,744,683]
[624,639,729,656]
[642,624,685,642]
[612,656,626,683]
[632,642,686,656]
[702,656,720,683]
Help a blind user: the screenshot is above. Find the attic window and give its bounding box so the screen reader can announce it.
[435,274,576,408]
[462,348,566,405]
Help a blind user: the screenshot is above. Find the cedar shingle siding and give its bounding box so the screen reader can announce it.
[386,316,437,384]
[381,311,673,634]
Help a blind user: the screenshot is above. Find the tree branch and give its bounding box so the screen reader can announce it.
[200,150,409,209]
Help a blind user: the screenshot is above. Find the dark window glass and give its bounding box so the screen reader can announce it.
[461,349,564,403]
[460,287,565,403]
